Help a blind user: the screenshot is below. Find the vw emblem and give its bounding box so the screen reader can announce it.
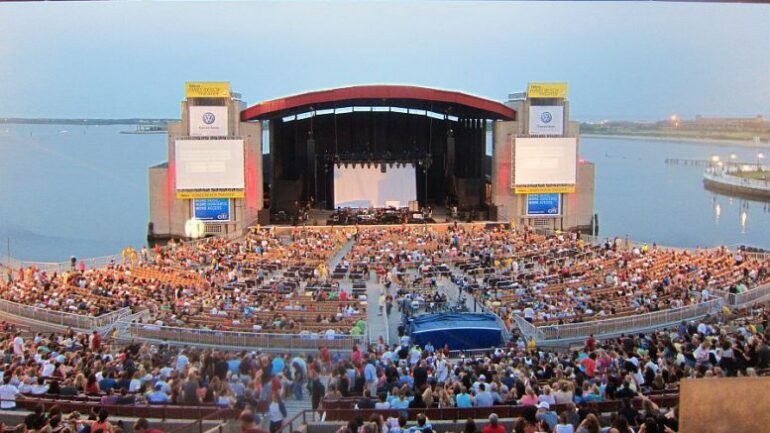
[202,112,216,125]
[540,111,553,123]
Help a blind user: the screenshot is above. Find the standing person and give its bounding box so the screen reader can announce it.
[238,411,268,433]
[307,370,325,413]
[268,394,286,433]
[364,354,378,396]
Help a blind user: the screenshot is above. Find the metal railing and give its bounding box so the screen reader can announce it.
[704,169,770,191]
[0,298,100,331]
[720,283,770,307]
[527,298,723,343]
[511,314,541,340]
[125,322,365,352]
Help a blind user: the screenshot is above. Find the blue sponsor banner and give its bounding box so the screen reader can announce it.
[526,193,560,216]
[193,198,230,221]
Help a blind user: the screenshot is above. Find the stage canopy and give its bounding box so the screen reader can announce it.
[241,84,516,121]
[408,312,503,351]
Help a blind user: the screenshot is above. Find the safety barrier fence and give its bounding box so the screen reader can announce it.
[519,298,724,343]
[704,169,770,191]
[0,299,130,331]
[125,323,366,352]
[714,283,770,308]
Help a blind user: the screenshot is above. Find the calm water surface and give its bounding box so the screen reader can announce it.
[1,125,768,261]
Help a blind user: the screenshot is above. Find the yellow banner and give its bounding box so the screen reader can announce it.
[514,185,575,194]
[527,83,568,99]
[176,190,243,199]
[185,82,231,98]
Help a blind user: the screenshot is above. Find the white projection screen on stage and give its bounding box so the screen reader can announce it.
[175,139,245,190]
[334,164,417,208]
[513,137,577,186]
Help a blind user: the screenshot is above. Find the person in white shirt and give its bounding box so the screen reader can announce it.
[13,334,24,356]
[268,394,285,433]
[0,377,20,409]
[40,361,55,378]
[29,377,49,395]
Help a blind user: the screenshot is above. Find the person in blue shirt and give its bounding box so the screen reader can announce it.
[148,384,170,404]
[227,358,241,375]
[98,372,117,392]
[271,355,285,378]
[364,355,378,396]
[398,368,414,389]
[456,386,472,408]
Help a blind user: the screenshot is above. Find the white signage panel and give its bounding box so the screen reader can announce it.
[175,139,245,190]
[529,105,564,136]
[513,137,577,186]
[189,106,228,137]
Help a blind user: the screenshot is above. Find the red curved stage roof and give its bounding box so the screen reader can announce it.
[240,85,516,121]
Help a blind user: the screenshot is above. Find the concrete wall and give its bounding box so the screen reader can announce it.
[489,97,594,231]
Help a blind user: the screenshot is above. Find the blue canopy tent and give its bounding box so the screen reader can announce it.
[408,312,502,350]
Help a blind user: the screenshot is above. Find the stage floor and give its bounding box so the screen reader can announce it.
[298,205,484,226]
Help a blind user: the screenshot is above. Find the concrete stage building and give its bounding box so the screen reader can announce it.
[148,82,594,240]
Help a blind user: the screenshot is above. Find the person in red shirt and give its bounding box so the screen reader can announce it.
[319,346,332,372]
[91,331,101,351]
[483,413,506,433]
[586,334,596,352]
[580,352,597,378]
[133,418,166,433]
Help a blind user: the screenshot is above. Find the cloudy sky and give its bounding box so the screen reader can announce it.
[1,1,768,121]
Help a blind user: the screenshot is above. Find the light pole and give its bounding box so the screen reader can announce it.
[758,152,765,171]
[710,155,720,172]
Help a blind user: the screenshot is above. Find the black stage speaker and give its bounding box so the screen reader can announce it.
[446,136,455,173]
[257,209,270,225]
[489,205,498,221]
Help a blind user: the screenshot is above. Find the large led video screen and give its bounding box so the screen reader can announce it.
[513,137,577,186]
[334,164,417,208]
[175,139,245,190]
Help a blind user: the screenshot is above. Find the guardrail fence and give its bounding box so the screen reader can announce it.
[125,323,365,352]
[510,298,724,345]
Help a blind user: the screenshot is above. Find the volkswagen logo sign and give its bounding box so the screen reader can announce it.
[202,112,216,125]
[540,111,553,124]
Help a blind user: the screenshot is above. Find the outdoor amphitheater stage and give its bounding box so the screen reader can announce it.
[148,82,595,241]
[281,205,476,226]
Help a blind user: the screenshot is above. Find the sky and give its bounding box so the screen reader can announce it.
[0,1,769,121]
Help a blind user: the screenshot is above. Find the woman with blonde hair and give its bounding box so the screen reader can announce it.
[518,386,538,406]
[537,384,556,405]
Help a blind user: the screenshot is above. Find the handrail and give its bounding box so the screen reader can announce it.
[275,407,308,433]
[125,322,365,352]
[704,168,770,191]
[168,407,232,433]
[528,298,723,343]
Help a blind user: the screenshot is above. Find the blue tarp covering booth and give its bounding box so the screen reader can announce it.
[408,312,502,351]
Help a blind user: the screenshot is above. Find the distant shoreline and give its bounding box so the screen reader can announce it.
[582,133,770,149]
[0,118,177,126]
